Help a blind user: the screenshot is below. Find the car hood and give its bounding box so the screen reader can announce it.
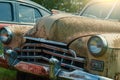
[25,14,120,44]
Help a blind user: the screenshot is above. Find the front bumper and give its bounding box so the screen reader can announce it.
[0,55,113,80]
[0,44,113,80]
[14,61,113,80]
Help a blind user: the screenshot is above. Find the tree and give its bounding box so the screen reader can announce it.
[33,0,89,13]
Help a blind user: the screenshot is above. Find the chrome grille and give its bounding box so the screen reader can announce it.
[16,37,85,70]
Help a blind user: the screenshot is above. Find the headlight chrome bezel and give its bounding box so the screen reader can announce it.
[87,35,108,57]
[0,27,13,44]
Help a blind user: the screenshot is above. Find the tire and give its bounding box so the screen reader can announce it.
[16,71,49,80]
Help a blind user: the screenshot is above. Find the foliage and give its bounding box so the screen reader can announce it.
[33,0,89,13]
[0,67,16,80]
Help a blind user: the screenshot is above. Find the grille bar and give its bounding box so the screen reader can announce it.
[17,49,42,52]
[23,43,70,55]
[17,56,83,70]
[17,48,85,63]
[43,50,85,63]
[24,37,67,47]
[18,56,49,60]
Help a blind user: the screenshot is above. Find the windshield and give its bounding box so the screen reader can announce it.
[109,3,120,20]
[81,2,116,19]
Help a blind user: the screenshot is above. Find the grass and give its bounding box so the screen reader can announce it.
[0,67,16,80]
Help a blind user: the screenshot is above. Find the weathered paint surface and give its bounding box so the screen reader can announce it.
[26,14,120,44]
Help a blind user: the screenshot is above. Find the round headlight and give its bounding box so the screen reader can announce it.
[87,35,107,56]
[0,27,12,44]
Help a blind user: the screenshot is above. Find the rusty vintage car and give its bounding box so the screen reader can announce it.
[0,0,120,80]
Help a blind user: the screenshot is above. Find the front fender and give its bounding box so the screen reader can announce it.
[97,34,120,79]
[100,33,120,48]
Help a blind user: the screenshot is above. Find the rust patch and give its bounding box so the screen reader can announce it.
[15,61,48,76]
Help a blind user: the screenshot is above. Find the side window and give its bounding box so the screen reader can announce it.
[34,9,42,22]
[0,3,13,21]
[19,5,42,23]
[40,9,51,16]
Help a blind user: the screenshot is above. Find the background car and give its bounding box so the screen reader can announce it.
[0,0,51,28]
[80,0,120,20]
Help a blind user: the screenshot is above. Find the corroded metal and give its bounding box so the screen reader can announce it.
[15,61,48,76]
